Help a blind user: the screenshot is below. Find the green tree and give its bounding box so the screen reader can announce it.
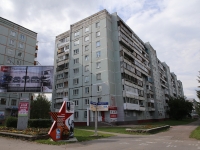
[167,96,193,120]
[30,94,51,119]
[197,71,200,99]
[195,71,200,115]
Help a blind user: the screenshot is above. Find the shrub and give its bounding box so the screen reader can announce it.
[5,117,17,128]
[28,119,52,128]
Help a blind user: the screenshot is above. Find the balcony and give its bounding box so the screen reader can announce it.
[124,103,139,111]
[148,107,155,111]
[164,90,169,95]
[35,45,38,50]
[57,41,69,48]
[139,106,145,111]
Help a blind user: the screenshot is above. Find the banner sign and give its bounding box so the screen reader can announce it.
[0,66,54,93]
[109,106,117,122]
[90,102,108,111]
[18,102,29,116]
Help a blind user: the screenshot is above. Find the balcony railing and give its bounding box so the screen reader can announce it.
[124,103,139,110]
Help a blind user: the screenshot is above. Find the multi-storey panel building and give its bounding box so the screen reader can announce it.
[0,17,38,119]
[53,10,184,125]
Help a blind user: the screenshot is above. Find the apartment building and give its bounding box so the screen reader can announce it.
[0,17,38,119]
[53,9,184,125]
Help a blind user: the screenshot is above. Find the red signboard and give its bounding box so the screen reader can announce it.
[48,101,73,141]
[18,102,29,116]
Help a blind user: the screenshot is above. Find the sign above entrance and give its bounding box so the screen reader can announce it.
[90,101,108,111]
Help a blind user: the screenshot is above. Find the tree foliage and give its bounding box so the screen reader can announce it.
[197,71,200,100]
[167,96,193,120]
[30,94,51,119]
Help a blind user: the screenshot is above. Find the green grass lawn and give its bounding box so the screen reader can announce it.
[35,129,114,145]
[142,118,198,126]
[190,126,200,140]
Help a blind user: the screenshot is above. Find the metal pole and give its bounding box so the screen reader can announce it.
[94,105,98,136]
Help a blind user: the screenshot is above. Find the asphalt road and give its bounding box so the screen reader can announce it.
[1,120,200,150]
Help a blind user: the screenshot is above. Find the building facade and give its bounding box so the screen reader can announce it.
[0,17,38,119]
[52,10,184,125]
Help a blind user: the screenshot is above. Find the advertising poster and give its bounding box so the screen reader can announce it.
[66,101,74,138]
[0,66,53,93]
[18,102,29,116]
[109,106,117,122]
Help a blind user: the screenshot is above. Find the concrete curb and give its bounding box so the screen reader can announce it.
[0,131,49,141]
[126,125,170,133]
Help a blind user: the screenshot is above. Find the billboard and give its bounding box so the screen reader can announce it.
[0,66,54,93]
[18,102,29,116]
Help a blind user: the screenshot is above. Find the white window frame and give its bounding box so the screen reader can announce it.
[85,65,89,72]
[16,60,21,65]
[19,42,23,49]
[96,51,101,58]
[74,40,79,46]
[84,111,87,118]
[97,85,102,92]
[73,78,79,85]
[20,34,25,40]
[85,45,89,51]
[7,49,14,55]
[85,27,89,32]
[73,89,79,95]
[96,62,101,69]
[84,36,89,42]
[96,73,101,80]
[10,39,14,45]
[85,76,89,83]
[74,49,79,55]
[96,22,100,28]
[74,58,79,64]
[85,87,89,94]
[96,31,100,37]
[97,97,102,102]
[74,111,79,118]
[74,31,79,37]
[73,68,79,74]
[74,100,79,106]
[10,31,16,36]
[85,99,89,105]
[96,41,100,47]
[85,55,89,61]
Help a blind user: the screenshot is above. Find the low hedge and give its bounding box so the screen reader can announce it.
[28,119,52,128]
[5,117,17,128]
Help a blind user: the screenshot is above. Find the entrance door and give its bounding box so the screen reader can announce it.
[101,112,105,122]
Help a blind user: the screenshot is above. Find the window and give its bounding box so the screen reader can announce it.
[57,73,64,79]
[20,34,25,40]
[74,111,78,118]
[85,76,89,83]
[0,98,6,105]
[85,45,89,51]
[10,31,16,36]
[10,39,14,45]
[85,27,89,32]
[85,87,89,93]
[85,99,89,105]
[97,97,102,102]
[73,68,79,74]
[97,85,102,92]
[96,22,100,28]
[73,89,79,95]
[19,43,23,48]
[96,41,100,47]
[60,38,65,43]
[74,58,79,64]
[84,111,87,118]
[7,49,14,55]
[11,99,17,106]
[96,51,101,58]
[74,100,79,106]
[57,83,64,88]
[84,36,89,41]
[18,52,22,57]
[74,31,79,37]
[73,78,79,85]
[85,55,89,61]
[16,60,21,65]
[74,40,79,46]
[96,73,101,80]
[7,57,13,64]
[96,31,100,37]
[74,49,79,55]
[85,65,89,72]
[96,62,101,68]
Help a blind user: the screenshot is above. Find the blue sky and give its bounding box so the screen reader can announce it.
[0,0,199,101]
